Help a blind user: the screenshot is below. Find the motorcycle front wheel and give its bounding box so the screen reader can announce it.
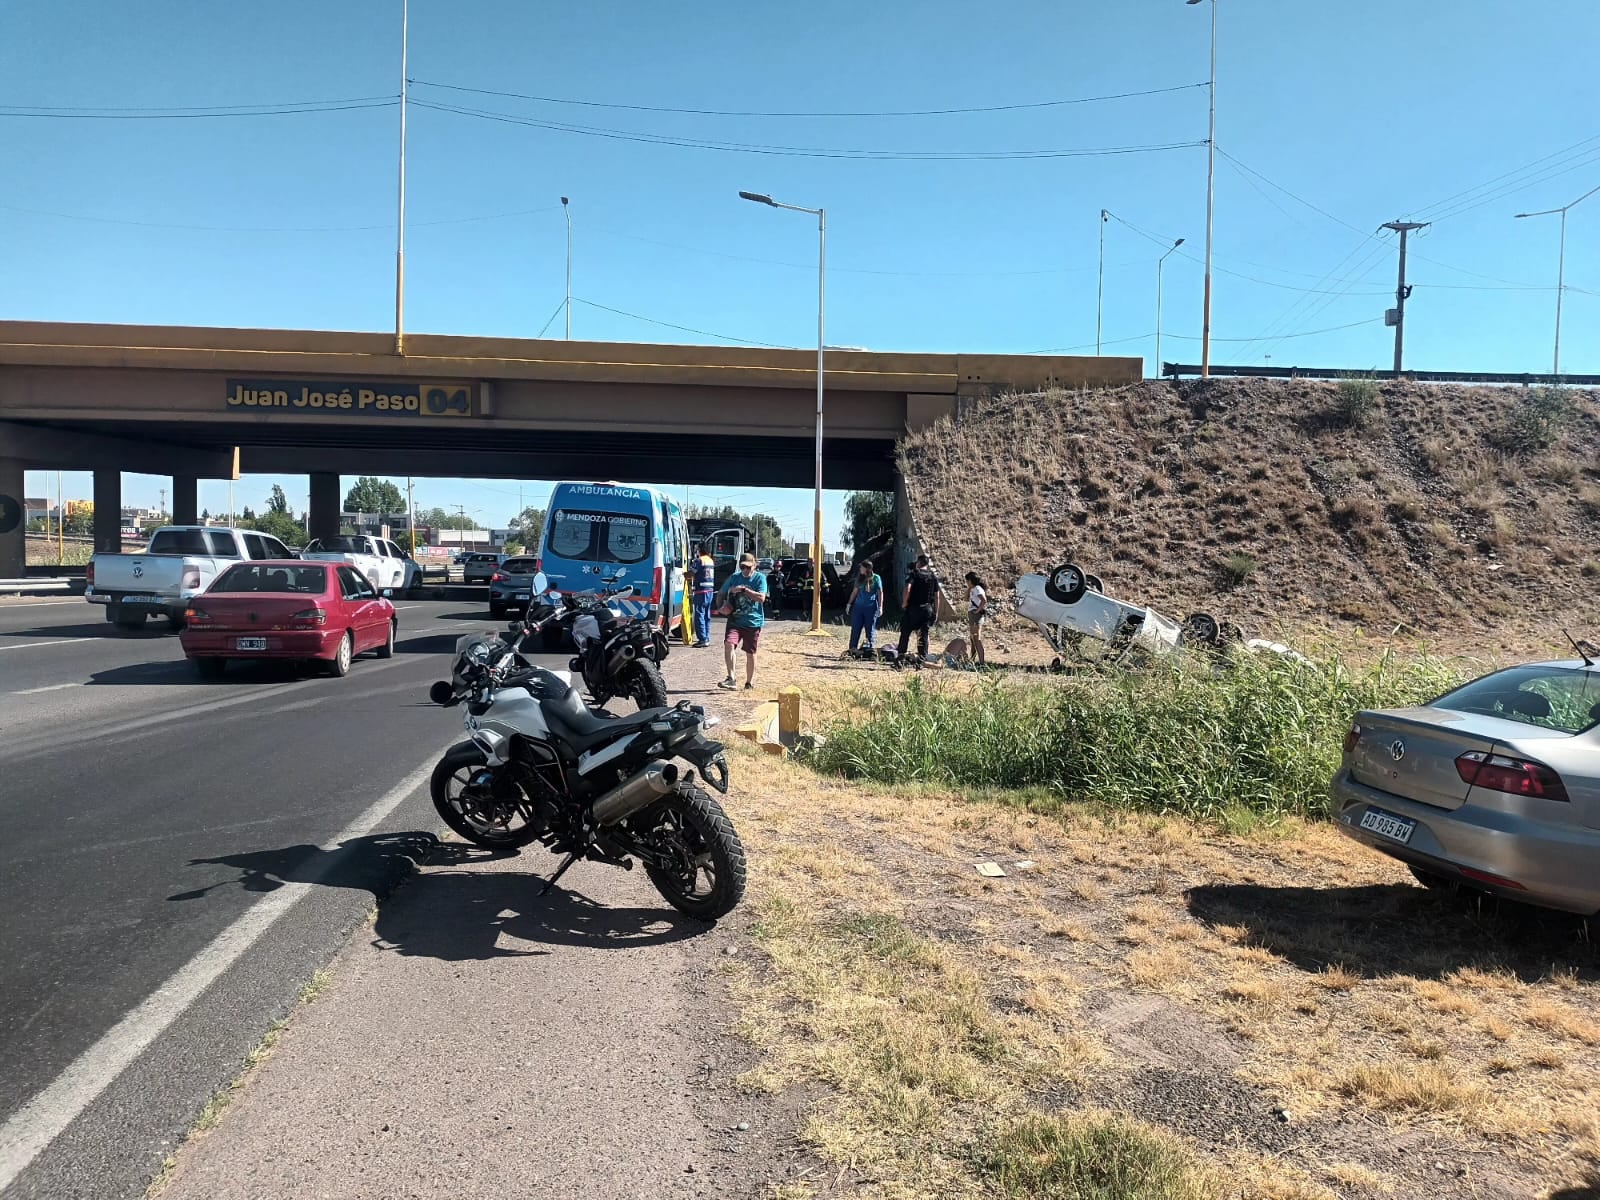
[621,659,669,710]
[430,746,543,848]
[640,782,746,921]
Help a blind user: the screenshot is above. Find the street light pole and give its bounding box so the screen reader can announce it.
[1515,183,1600,376]
[1186,0,1216,378]
[393,0,408,356]
[1156,237,1186,378]
[1097,209,1108,355]
[739,189,827,635]
[561,196,572,339]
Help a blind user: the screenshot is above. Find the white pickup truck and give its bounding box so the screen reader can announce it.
[87,526,298,631]
[301,535,421,595]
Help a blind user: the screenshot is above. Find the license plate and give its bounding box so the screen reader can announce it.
[235,637,268,651]
[122,595,165,605]
[1359,807,1416,845]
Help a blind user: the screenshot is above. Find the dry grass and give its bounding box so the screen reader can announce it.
[720,643,1600,1198]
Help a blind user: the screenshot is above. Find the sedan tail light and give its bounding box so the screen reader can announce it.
[290,608,327,625]
[181,567,201,590]
[1455,751,1569,802]
[86,561,96,586]
[491,572,507,583]
[185,606,210,622]
[1342,723,1363,754]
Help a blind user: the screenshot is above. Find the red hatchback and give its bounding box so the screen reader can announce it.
[179,560,397,679]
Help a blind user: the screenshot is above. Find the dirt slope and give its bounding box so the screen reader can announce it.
[900,379,1600,653]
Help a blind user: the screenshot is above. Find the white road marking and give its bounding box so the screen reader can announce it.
[0,640,77,652]
[13,683,78,695]
[0,754,441,1190]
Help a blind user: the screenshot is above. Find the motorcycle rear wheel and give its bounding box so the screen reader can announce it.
[430,749,543,848]
[622,660,669,710]
[641,783,746,921]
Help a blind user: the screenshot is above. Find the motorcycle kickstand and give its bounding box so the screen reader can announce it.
[540,852,580,896]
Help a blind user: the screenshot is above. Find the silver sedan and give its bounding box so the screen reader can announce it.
[1331,658,1600,916]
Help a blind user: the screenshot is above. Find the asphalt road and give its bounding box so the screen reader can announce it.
[0,594,560,1200]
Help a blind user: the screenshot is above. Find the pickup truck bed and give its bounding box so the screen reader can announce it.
[86,526,295,630]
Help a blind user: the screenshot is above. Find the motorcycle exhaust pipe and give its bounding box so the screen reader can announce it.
[591,762,678,825]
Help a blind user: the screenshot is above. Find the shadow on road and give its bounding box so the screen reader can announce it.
[0,620,149,640]
[1185,882,1598,984]
[87,659,325,686]
[371,869,704,960]
[168,831,470,901]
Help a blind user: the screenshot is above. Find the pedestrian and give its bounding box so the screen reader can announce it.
[718,552,768,690]
[766,560,786,618]
[847,560,884,656]
[965,571,989,666]
[691,542,717,647]
[897,554,941,664]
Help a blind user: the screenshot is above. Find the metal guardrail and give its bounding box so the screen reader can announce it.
[1161,363,1600,385]
[0,578,72,592]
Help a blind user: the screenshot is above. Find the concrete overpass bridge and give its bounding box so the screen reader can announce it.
[0,320,1140,576]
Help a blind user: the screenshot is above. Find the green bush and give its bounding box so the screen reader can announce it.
[812,652,1461,824]
[982,1112,1216,1200]
[1335,375,1381,427]
[1502,386,1575,455]
[1219,552,1258,586]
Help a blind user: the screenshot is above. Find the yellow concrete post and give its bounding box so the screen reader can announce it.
[778,687,801,750]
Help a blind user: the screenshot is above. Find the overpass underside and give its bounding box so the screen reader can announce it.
[0,321,1141,575]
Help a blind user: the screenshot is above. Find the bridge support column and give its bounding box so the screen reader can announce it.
[171,473,198,526]
[894,469,915,600]
[93,469,121,555]
[308,472,340,543]
[0,457,24,579]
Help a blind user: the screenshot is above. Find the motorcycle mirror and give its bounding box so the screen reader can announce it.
[531,571,549,595]
[428,681,455,706]
[614,584,635,599]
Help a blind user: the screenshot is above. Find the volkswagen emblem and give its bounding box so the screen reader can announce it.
[1389,739,1406,762]
[132,564,143,578]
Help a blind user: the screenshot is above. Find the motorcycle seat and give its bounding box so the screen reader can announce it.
[541,686,670,754]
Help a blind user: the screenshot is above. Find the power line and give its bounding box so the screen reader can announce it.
[1032,316,1385,356]
[408,76,1209,119]
[572,298,786,346]
[0,201,560,234]
[1413,131,1600,222]
[0,98,397,120]
[411,98,1205,161]
[534,298,568,339]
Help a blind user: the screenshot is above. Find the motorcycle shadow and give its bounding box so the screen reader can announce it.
[370,854,705,961]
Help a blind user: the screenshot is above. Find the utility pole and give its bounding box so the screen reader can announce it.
[158,487,166,520]
[561,197,572,339]
[406,476,416,553]
[1381,220,1428,373]
[1096,209,1108,355]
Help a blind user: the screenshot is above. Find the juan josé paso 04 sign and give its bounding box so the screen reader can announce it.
[225,379,475,417]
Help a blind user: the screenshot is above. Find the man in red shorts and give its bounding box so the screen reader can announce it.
[718,553,768,691]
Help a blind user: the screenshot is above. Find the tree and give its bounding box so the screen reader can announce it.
[63,505,94,536]
[510,506,546,536]
[252,510,307,547]
[201,507,211,521]
[344,476,405,514]
[418,505,479,531]
[267,485,290,515]
[841,491,895,559]
[241,506,257,522]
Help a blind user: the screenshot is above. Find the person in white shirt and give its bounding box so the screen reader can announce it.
[965,571,989,666]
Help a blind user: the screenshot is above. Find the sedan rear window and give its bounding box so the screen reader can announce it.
[1432,665,1600,735]
[212,564,329,594]
[501,558,540,575]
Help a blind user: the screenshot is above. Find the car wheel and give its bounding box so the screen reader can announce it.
[1044,562,1088,606]
[328,632,354,677]
[377,619,396,659]
[1181,612,1221,646]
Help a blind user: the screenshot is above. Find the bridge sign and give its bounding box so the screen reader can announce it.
[225,379,476,418]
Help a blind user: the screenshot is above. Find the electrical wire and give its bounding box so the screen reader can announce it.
[572,298,787,347]
[534,298,568,339]
[1413,132,1600,222]
[0,98,397,120]
[0,201,560,234]
[408,77,1209,119]
[411,98,1205,161]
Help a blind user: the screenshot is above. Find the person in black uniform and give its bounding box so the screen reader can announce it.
[896,554,941,664]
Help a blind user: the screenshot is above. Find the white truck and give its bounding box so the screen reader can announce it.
[86,526,297,632]
[301,535,421,595]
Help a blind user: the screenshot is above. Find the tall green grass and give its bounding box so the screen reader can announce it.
[812,651,1463,824]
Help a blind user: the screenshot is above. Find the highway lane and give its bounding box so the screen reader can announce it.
[0,596,557,1200]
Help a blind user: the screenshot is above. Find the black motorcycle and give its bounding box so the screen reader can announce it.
[428,619,744,920]
[527,583,670,711]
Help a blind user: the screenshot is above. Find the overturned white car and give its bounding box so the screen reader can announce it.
[1014,562,1226,664]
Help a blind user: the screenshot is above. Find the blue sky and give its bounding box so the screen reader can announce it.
[6,0,1597,542]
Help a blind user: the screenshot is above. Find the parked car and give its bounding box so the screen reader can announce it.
[86,526,296,632]
[775,559,848,613]
[302,535,417,594]
[488,555,546,617]
[462,552,504,584]
[179,560,397,679]
[1332,657,1600,916]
